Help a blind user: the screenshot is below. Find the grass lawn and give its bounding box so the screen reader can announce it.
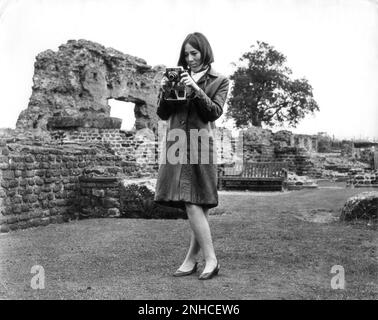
[0,184,377,299]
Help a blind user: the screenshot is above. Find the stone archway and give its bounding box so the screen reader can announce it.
[15,39,165,133]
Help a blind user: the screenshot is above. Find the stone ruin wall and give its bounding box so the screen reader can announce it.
[0,138,148,233]
[225,127,319,176]
[0,39,164,233]
[49,126,159,175]
[16,39,164,133]
[0,125,318,233]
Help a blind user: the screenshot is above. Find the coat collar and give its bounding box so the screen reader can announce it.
[206,65,219,77]
[196,65,218,85]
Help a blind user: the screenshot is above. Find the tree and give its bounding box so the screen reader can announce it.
[226,41,319,128]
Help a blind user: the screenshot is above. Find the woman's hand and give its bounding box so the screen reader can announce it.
[180,72,200,92]
[160,76,169,88]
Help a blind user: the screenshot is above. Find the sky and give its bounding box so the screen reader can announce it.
[0,0,377,140]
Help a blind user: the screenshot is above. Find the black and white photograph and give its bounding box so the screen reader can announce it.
[0,0,377,305]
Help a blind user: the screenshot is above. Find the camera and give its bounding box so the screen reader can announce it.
[163,66,187,101]
[165,67,184,82]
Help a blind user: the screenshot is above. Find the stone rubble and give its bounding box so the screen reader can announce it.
[340,191,378,221]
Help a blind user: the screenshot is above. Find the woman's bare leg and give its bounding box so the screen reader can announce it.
[177,207,211,271]
[184,204,217,273]
[177,230,200,271]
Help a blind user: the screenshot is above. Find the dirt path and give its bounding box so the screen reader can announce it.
[0,186,377,299]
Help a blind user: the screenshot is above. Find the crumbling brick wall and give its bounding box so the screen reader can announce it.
[0,140,145,233]
[49,127,159,174]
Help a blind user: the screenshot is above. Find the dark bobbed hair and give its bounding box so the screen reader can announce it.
[177,32,214,70]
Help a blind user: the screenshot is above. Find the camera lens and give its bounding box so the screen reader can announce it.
[168,71,178,81]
